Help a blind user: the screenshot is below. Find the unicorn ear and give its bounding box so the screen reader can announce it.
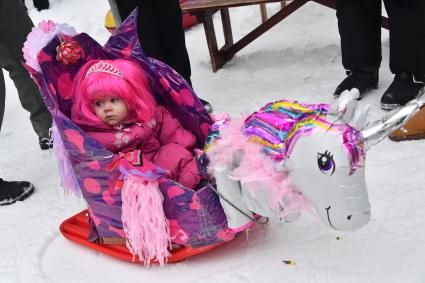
[328,89,360,124]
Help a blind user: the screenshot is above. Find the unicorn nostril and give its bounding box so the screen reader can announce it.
[347,215,352,220]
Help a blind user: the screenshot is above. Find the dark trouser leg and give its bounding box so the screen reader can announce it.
[0,0,52,137]
[0,69,5,130]
[336,0,382,71]
[113,0,138,23]
[137,0,167,63]
[384,0,425,76]
[154,0,192,85]
[0,47,52,137]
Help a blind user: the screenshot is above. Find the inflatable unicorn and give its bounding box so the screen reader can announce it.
[208,89,425,232]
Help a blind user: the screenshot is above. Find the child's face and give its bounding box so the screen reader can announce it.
[93,96,128,126]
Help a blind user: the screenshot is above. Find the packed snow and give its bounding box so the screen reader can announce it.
[1,0,425,282]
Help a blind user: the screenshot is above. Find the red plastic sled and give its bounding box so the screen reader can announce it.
[60,210,223,264]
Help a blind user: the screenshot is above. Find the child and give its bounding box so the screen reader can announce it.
[71,59,201,189]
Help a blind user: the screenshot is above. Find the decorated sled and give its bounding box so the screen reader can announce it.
[23,9,425,266]
[23,12,238,265]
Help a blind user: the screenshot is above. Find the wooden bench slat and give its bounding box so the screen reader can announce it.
[182,0,283,13]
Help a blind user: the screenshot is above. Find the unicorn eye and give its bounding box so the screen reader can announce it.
[317,150,335,175]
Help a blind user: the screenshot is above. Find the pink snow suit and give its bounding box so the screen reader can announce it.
[81,106,201,189]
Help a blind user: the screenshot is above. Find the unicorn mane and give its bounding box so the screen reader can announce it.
[244,99,365,175]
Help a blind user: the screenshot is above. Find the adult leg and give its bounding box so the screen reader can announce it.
[333,0,381,98]
[137,0,167,63]
[380,0,425,110]
[113,0,139,23]
[153,0,192,85]
[336,0,382,71]
[384,0,425,76]
[0,0,52,138]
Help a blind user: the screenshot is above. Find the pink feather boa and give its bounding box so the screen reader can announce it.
[207,116,309,218]
[121,174,171,266]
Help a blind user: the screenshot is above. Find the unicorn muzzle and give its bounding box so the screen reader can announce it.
[320,206,371,231]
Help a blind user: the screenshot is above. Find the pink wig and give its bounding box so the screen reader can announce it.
[71,59,157,128]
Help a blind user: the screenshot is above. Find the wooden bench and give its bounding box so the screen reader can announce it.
[181,0,389,72]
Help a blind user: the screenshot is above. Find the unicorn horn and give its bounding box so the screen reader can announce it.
[361,87,425,149]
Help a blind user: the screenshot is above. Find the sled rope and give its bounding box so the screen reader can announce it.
[207,183,269,225]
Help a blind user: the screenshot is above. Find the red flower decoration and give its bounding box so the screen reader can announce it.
[56,40,84,65]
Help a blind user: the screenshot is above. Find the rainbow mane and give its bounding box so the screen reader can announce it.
[243,99,365,175]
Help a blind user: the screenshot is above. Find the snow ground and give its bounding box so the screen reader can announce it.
[1,0,425,282]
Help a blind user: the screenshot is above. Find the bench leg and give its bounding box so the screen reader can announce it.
[197,11,227,72]
[221,9,234,49]
[224,0,309,60]
[194,9,234,72]
[261,2,287,23]
[260,4,268,23]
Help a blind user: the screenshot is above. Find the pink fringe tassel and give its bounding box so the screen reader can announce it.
[207,117,310,218]
[52,124,81,197]
[121,174,171,266]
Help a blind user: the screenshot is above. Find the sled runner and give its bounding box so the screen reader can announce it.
[60,210,224,264]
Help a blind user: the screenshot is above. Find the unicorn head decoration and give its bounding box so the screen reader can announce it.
[208,88,425,232]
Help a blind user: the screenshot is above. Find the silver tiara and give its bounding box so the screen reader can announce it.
[85,61,124,79]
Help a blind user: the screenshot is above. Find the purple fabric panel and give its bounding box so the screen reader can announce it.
[194,185,230,246]
[159,180,228,247]
[52,115,124,239]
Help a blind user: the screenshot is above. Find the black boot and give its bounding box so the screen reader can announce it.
[0,178,35,205]
[334,70,379,98]
[380,72,425,110]
[33,0,49,11]
[39,136,53,150]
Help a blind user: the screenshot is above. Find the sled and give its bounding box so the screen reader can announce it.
[24,8,248,265]
[60,210,224,264]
